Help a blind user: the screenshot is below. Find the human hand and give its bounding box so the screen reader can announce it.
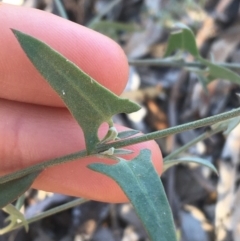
[0,3,162,203]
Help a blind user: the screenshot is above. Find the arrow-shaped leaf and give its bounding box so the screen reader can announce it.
[197,57,240,85]
[164,24,240,86]
[163,156,218,174]
[164,24,199,58]
[12,30,140,153]
[0,172,40,209]
[89,150,177,241]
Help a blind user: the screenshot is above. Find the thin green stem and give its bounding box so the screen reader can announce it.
[8,126,217,233]
[1,107,240,184]
[128,59,240,70]
[164,126,225,162]
[3,198,88,234]
[88,0,121,28]
[0,150,87,184]
[101,107,240,151]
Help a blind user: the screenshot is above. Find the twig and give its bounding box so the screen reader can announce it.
[1,107,240,184]
[128,59,240,70]
[164,127,224,161]
[88,0,121,28]
[2,198,88,234]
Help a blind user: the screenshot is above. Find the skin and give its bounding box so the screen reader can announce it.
[0,3,163,203]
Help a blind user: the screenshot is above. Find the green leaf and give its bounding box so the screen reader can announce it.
[197,57,240,85]
[163,156,218,174]
[113,149,134,155]
[89,149,177,241]
[223,116,240,135]
[213,116,240,135]
[117,130,140,139]
[12,30,140,153]
[1,204,29,234]
[164,25,240,85]
[0,172,40,209]
[164,24,199,57]
[100,127,118,144]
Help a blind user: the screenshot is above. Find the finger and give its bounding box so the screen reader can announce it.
[0,99,163,203]
[0,3,128,107]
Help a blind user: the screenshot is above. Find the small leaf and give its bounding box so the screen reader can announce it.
[223,116,240,135]
[12,30,140,153]
[211,114,240,133]
[164,31,183,57]
[163,156,218,174]
[198,57,240,85]
[113,148,134,155]
[0,172,40,209]
[98,147,116,156]
[117,130,140,139]
[1,204,29,234]
[89,150,177,241]
[164,24,199,58]
[97,148,133,159]
[100,127,118,144]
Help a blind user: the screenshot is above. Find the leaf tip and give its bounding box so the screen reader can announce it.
[10,28,21,38]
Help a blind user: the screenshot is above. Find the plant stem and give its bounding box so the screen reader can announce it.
[101,108,240,151]
[1,108,240,184]
[0,150,87,184]
[88,0,121,28]
[163,126,225,161]
[128,59,240,70]
[3,198,88,234]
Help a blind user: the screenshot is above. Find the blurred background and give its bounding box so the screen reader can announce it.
[1,0,240,240]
